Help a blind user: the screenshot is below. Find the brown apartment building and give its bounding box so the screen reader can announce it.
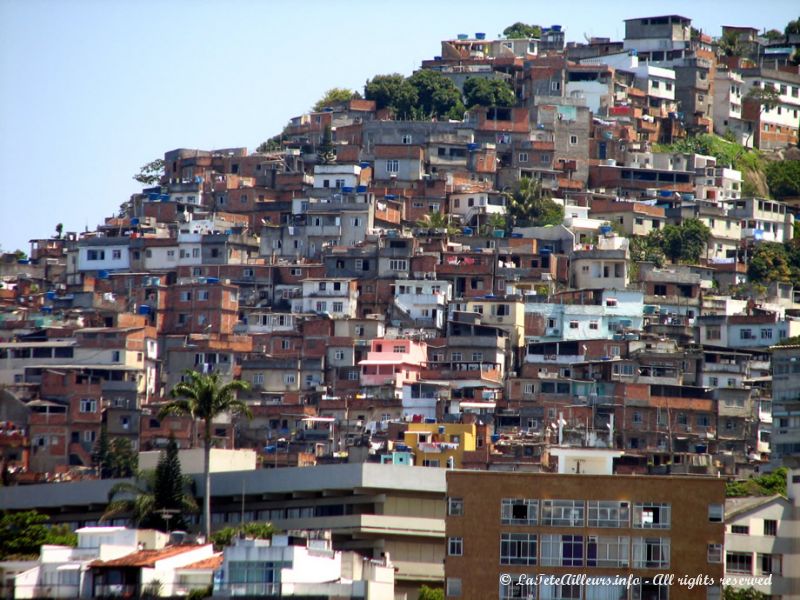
[445,464,725,599]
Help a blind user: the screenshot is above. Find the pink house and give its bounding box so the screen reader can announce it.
[359,339,427,392]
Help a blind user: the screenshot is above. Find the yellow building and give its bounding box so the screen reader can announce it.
[456,297,525,349]
[404,422,477,468]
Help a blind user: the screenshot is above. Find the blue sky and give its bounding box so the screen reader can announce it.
[1,0,796,253]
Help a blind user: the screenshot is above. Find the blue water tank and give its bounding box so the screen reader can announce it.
[205,277,220,284]
[491,434,501,443]
[97,270,109,279]
[551,25,562,32]
[511,232,523,238]
[148,193,159,201]
[131,218,140,226]
[599,225,612,235]
[160,194,170,202]
[342,186,354,193]
[359,162,371,169]
[467,143,479,151]
[659,190,673,198]
[138,305,151,315]
[462,227,473,235]
[476,32,486,40]
[457,33,468,40]
[356,185,367,193]
[493,229,505,238]
[385,194,396,200]
[46,291,56,300]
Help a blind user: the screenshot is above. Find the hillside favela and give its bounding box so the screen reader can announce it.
[2,11,800,600]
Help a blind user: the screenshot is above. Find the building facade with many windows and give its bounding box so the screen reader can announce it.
[444,467,725,599]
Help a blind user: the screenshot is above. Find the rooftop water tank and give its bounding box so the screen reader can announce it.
[475,32,486,40]
[457,33,468,40]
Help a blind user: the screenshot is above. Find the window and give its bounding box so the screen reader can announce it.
[389,259,408,271]
[112,249,122,260]
[387,159,399,173]
[500,575,536,600]
[446,578,462,597]
[541,534,583,566]
[402,134,413,144]
[569,321,579,329]
[84,430,96,443]
[198,290,209,301]
[332,302,344,313]
[87,249,105,261]
[501,499,538,525]
[707,543,722,563]
[448,497,464,516]
[757,553,781,575]
[541,583,582,599]
[252,373,264,386]
[726,551,753,574]
[633,503,670,529]
[500,533,537,565]
[708,504,723,522]
[334,350,345,361]
[763,519,777,536]
[519,152,529,163]
[587,535,629,567]
[471,352,483,362]
[542,500,584,527]
[448,537,463,556]
[587,501,630,528]
[731,525,750,535]
[79,399,97,413]
[632,537,670,568]
[570,135,578,145]
[111,350,121,362]
[283,374,296,385]
[652,80,660,89]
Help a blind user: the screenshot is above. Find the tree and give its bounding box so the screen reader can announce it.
[503,22,541,39]
[54,223,63,239]
[364,74,418,118]
[786,17,800,36]
[418,585,445,600]
[415,211,458,235]
[723,587,768,600]
[506,177,563,228]
[94,430,138,479]
[762,29,784,41]
[407,70,464,119]
[93,426,112,478]
[256,133,285,153]
[726,467,787,497]
[312,87,358,112]
[210,521,275,549]
[102,467,197,532]
[153,436,191,531]
[317,124,336,165]
[747,242,792,283]
[660,219,711,264]
[463,78,515,108]
[766,160,800,200]
[718,30,745,57]
[0,511,77,559]
[161,371,252,540]
[134,158,165,187]
[630,232,667,268]
[746,85,781,114]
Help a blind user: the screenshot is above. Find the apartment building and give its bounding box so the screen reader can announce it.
[445,450,725,599]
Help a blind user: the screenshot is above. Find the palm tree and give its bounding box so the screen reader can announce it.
[160,370,252,540]
[505,177,563,228]
[101,470,198,531]
[415,211,457,235]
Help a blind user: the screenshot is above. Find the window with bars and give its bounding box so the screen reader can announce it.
[500,533,537,565]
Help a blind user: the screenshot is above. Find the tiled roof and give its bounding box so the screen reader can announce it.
[180,554,223,571]
[90,545,200,569]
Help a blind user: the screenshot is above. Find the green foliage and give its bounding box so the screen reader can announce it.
[54,223,63,239]
[153,436,192,531]
[187,585,213,600]
[648,219,710,264]
[463,77,516,108]
[256,134,285,153]
[0,511,77,559]
[416,211,458,235]
[102,468,198,532]
[726,468,787,497]
[655,134,766,196]
[762,29,784,41]
[506,177,563,227]
[317,124,336,165]
[786,17,800,36]
[723,587,769,600]
[407,70,464,120]
[312,87,358,112]
[134,158,165,186]
[94,429,138,479]
[503,22,541,39]
[364,74,419,118]
[629,233,666,268]
[747,242,795,283]
[418,585,445,600]
[746,86,781,114]
[766,160,800,200]
[210,521,275,549]
[13,249,27,261]
[163,371,251,539]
